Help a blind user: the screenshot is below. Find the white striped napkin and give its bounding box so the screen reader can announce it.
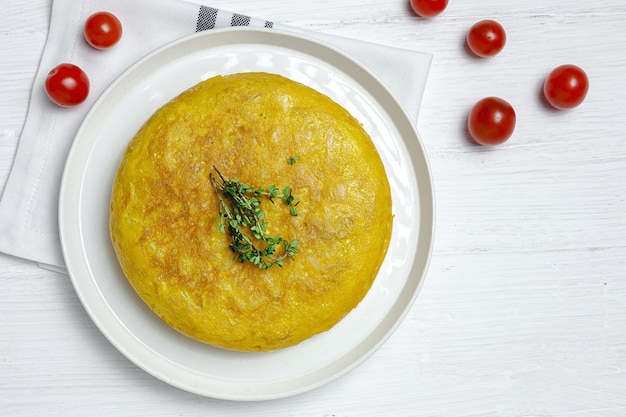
[0,0,432,269]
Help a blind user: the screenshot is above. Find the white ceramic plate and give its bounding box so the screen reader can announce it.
[59,27,434,401]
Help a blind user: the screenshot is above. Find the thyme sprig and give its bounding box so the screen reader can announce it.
[210,167,299,269]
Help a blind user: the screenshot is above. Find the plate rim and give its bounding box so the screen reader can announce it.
[58,26,435,401]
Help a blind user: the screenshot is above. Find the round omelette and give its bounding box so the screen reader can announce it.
[109,72,392,352]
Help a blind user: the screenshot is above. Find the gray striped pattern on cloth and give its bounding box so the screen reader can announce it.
[196,5,273,31]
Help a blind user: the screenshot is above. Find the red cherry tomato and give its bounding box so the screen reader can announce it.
[467,20,506,57]
[84,11,123,50]
[44,63,90,107]
[410,0,448,18]
[468,97,516,146]
[543,64,589,110]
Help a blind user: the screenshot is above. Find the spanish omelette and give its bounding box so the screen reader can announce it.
[109,72,392,351]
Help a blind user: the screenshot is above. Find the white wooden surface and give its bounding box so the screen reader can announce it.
[2,1,626,415]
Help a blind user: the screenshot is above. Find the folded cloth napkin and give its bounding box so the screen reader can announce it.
[0,0,432,269]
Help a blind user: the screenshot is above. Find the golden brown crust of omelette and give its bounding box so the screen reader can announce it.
[109,72,392,351]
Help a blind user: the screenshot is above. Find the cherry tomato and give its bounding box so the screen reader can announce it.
[467,20,506,57]
[467,97,516,146]
[543,64,589,110]
[44,63,90,107]
[84,11,122,50]
[410,0,448,18]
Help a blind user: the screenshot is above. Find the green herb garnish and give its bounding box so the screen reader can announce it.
[210,167,299,269]
[287,156,300,165]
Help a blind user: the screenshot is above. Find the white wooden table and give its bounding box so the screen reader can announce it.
[2,1,625,415]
